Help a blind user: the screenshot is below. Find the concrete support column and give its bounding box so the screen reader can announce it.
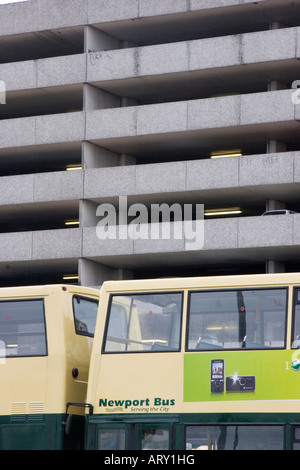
[267,139,287,153]
[79,199,99,227]
[82,142,119,169]
[84,25,120,52]
[268,80,287,91]
[79,258,115,287]
[265,140,287,213]
[265,260,285,273]
[265,138,287,275]
[121,97,138,107]
[264,131,286,273]
[83,84,121,110]
[79,258,133,287]
[269,21,286,30]
[266,200,286,211]
[82,143,135,168]
[119,153,136,166]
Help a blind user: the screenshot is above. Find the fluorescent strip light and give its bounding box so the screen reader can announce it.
[210,151,242,159]
[65,220,80,226]
[205,208,242,216]
[63,275,79,280]
[206,326,236,331]
[66,165,82,171]
[205,210,242,216]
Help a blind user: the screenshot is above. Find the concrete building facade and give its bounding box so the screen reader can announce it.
[0,0,300,287]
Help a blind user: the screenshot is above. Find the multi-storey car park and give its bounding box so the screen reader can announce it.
[0,0,300,288]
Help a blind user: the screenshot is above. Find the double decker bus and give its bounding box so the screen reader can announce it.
[85,273,300,450]
[0,284,99,450]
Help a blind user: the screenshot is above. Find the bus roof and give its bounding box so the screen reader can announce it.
[0,284,99,299]
[100,272,300,293]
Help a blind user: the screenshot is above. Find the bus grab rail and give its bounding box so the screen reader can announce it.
[63,402,94,436]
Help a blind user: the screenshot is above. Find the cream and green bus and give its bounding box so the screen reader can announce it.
[0,284,99,450]
[85,273,300,450]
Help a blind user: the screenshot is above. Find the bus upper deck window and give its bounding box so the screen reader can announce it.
[0,299,46,357]
[73,295,98,337]
[292,288,300,348]
[103,292,183,353]
[187,288,287,351]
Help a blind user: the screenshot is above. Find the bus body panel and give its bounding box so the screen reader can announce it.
[85,273,300,450]
[0,284,99,450]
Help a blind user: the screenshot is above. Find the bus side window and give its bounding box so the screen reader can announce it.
[105,303,128,352]
[141,427,170,450]
[97,428,126,450]
[0,299,46,357]
[73,295,98,337]
[185,425,284,450]
[187,288,287,351]
[103,292,183,353]
[291,426,300,449]
[292,288,300,348]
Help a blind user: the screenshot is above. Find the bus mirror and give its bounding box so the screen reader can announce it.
[63,414,73,436]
